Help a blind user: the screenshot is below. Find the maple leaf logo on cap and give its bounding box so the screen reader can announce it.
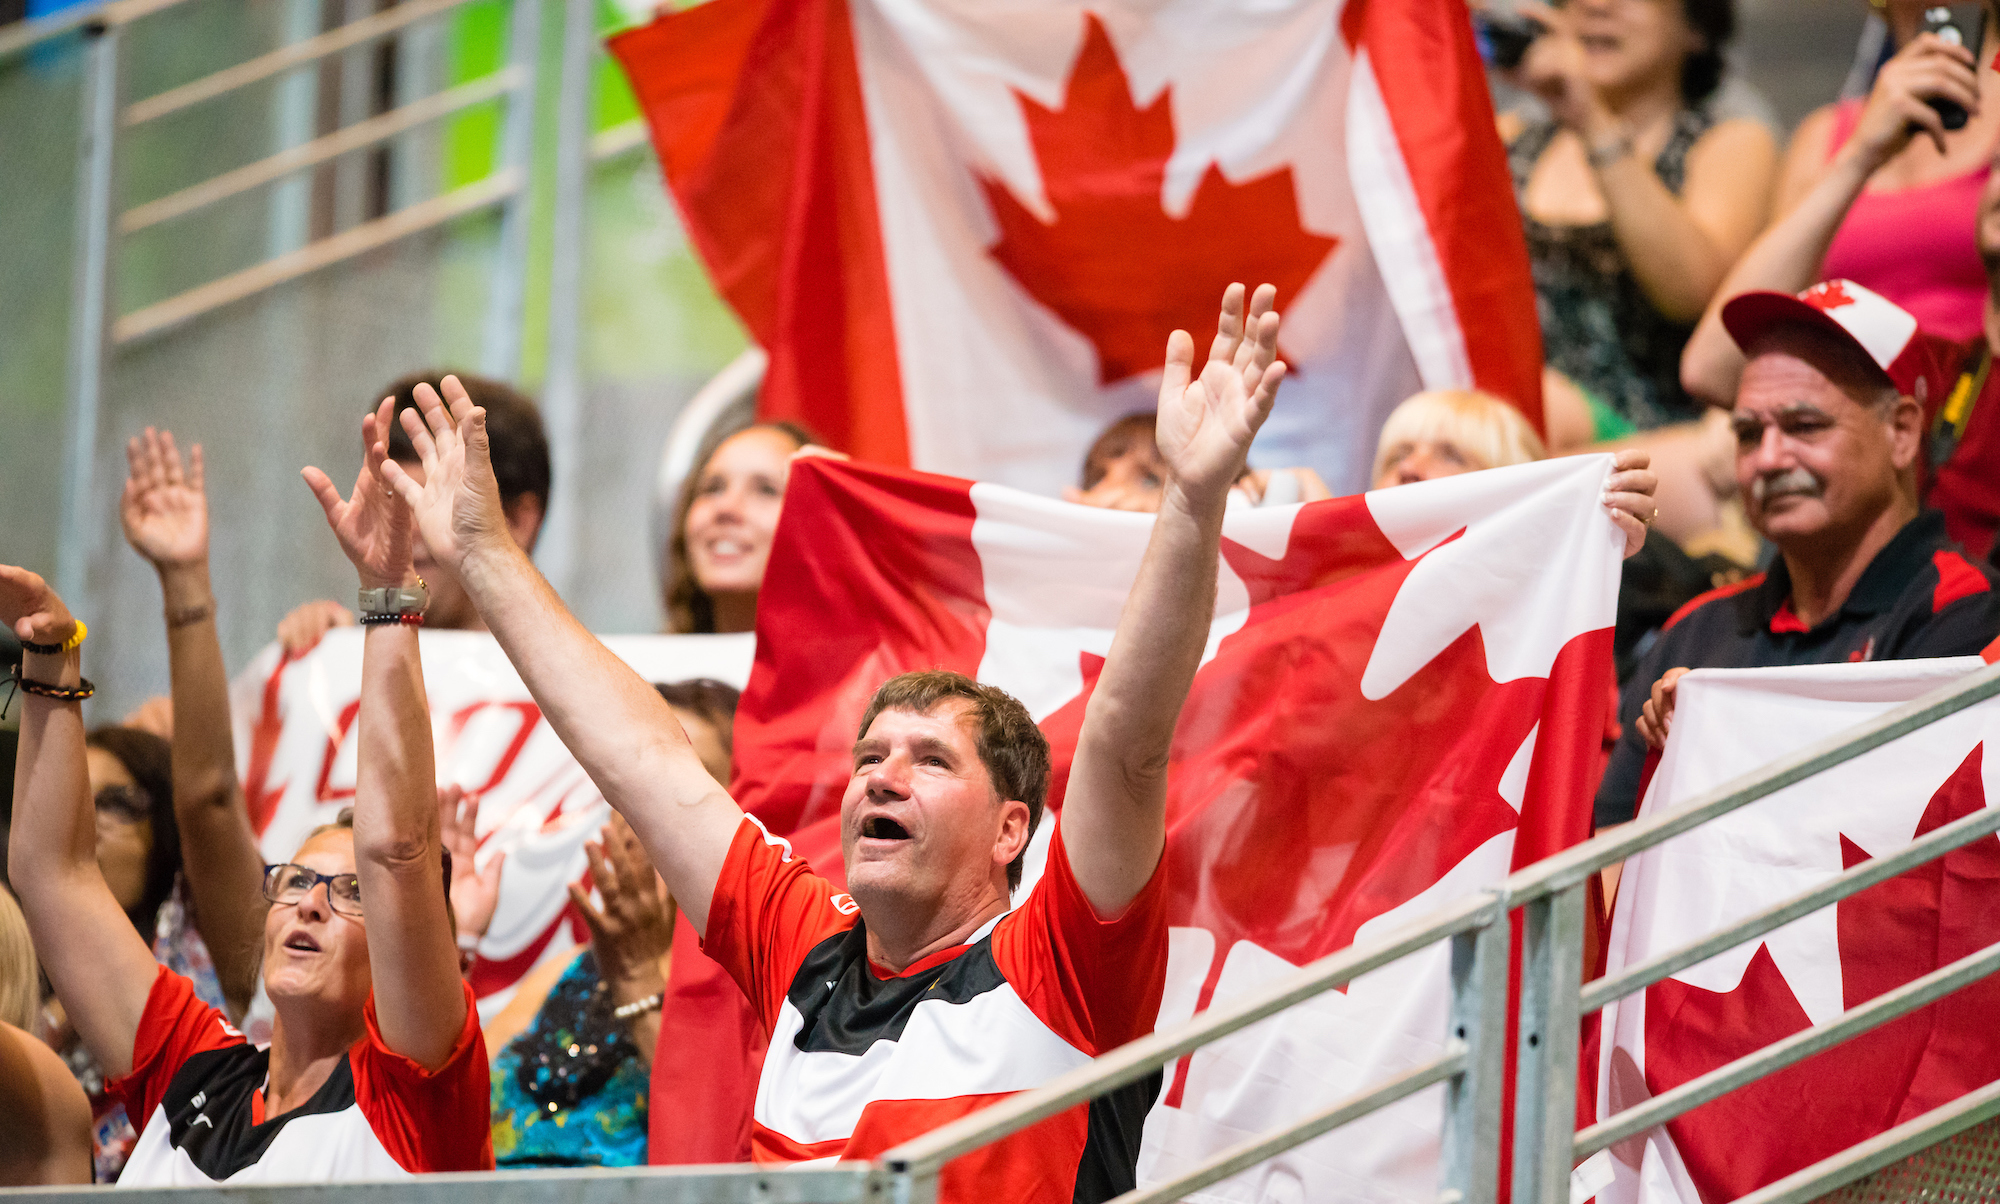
[977,15,1338,385]
[1803,280,1857,312]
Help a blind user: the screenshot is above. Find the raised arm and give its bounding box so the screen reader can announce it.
[2,568,163,1079]
[381,380,743,937]
[301,400,465,1069]
[119,428,266,1016]
[1679,32,1979,403]
[1063,284,1286,916]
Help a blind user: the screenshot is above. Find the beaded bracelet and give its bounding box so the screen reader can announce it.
[358,612,424,627]
[2,672,95,724]
[19,619,87,656]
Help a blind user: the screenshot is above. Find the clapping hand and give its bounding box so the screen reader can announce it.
[302,398,415,589]
[381,377,512,576]
[121,428,208,570]
[440,784,505,945]
[570,812,673,989]
[1155,283,1287,510]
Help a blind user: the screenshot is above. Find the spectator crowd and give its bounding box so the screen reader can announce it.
[7,1,2000,1197]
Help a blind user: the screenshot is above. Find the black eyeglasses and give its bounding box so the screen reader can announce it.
[262,863,363,917]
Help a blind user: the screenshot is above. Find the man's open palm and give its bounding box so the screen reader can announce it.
[121,428,208,569]
[302,398,414,588]
[382,377,509,573]
[1155,283,1286,503]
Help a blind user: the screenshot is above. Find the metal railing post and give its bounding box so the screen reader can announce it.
[886,1166,938,1204]
[531,0,591,596]
[1440,899,1508,1204]
[1511,882,1585,1204]
[56,17,122,607]
[481,0,539,379]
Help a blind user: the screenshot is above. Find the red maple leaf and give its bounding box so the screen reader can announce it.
[1639,743,2000,1199]
[978,14,1339,385]
[1804,280,1857,312]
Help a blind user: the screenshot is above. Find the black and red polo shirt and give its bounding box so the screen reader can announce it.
[108,965,492,1184]
[1595,509,2000,828]
[703,813,1168,1204]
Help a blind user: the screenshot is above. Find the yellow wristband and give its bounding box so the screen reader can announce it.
[60,620,87,653]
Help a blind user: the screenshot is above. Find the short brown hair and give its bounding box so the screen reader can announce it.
[856,671,1049,891]
[379,370,551,516]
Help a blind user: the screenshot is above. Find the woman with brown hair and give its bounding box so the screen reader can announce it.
[661,421,821,633]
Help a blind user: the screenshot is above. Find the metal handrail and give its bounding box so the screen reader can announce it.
[0,0,192,59]
[122,0,484,125]
[1577,798,2000,1015]
[878,890,1501,1177]
[1733,1076,2000,1204]
[1504,658,2000,902]
[113,168,522,343]
[120,67,526,233]
[1576,937,2000,1160]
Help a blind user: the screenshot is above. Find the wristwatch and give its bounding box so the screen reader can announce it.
[357,579,430,620]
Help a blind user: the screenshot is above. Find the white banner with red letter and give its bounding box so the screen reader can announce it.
[1593,659,2000,1204]
[229,629,754,1018]
[610,0,1542,496]
[711,455,1619,1197]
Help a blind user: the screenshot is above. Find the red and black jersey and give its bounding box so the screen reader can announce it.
[108,966,492,1184]
[703,814,1168,1204]
[1596,509,2000,828]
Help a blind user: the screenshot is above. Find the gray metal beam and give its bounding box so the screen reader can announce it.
[530,0,593,597]
[481,0,540,380]
[55,19,121,608]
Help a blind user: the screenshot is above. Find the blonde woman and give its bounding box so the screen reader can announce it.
[0,883,91,1184]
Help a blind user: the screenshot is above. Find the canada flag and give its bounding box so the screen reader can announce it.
[648,454,1622,1195]
[608,0,1542,495]
[1593,660,2000,1204]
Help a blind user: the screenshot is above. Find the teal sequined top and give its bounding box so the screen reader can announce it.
[491,949,650,1167]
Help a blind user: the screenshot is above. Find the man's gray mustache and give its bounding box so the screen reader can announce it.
[1751,469,1822,505]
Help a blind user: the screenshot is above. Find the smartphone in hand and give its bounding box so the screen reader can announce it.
[1473,10,1546,72]
[1921,4,1988,131]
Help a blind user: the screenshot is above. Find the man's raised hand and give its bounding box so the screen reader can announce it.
[381,376,510,576]
[1156,283,1287,508]
[121,428,208,570]
[301,398,414,589]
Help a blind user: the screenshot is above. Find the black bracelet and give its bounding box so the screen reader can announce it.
[8,670,94,704]
[18,636,63,655]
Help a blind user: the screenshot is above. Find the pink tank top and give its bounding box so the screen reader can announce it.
[1820,99,1990,341]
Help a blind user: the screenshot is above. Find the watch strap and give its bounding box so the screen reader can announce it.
[357,580,429,618]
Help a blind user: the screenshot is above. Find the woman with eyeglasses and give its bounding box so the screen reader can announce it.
[35,724,231,1181]
[3,396,492,1184]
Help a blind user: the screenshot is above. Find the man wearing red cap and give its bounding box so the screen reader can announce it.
[1596,279,2000,828]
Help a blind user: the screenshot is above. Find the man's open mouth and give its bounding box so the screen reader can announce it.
[860,816,911,840]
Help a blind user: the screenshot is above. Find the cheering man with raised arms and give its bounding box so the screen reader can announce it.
[382,284,1288,1203]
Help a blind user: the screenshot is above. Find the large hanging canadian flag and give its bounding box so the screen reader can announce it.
[667,454,1620,1195]
[608,0,1542,497]
[1592,660,2000,1204]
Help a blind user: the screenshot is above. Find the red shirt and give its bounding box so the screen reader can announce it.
[109,966,492,1184]
[703,814,1168,1204]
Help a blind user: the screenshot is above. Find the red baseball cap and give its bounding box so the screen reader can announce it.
[1722,279,1947,402]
